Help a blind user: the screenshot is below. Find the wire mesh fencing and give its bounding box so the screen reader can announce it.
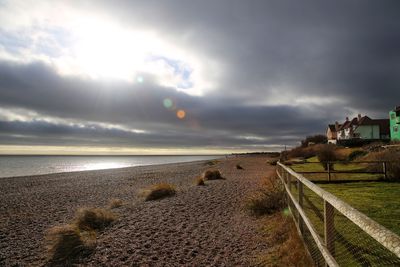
[277,162,400,267]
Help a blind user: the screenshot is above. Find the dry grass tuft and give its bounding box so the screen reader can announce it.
[45,224,93,264]
[195,176,206,186]
[143,183,176,201]
[109,198,124,209]
[236,164,244,169]
[256,213,312,266]
[245,176,286,216]
[204,160,219,166]
[203,169,223,180]
[75,208,117,231]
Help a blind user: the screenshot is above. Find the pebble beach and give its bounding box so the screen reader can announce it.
[0,155,276,266]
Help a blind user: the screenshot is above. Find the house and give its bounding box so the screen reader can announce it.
[332,114,390,142]
[389,106,400,141]
[326,122,341,144]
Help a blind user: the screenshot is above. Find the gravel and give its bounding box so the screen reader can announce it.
[0,156,275,266]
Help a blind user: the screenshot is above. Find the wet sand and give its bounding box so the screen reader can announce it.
[0,155,275,266]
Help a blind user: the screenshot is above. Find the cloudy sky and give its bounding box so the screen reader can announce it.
[0,0,399,154]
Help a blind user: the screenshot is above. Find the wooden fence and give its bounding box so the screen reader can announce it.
[277,162,400,266]
[294,160,388,182]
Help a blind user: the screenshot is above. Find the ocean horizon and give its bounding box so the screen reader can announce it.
[0,155,222,178]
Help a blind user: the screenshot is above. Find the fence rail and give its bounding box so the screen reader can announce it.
[291,160,388,181]
[277,162,400,266]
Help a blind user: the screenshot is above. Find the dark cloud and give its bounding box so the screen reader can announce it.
[0,0,399,151]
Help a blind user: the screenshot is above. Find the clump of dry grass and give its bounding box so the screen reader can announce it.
[45,206,115,264]
[204,160,219,166]
[75,208,117,231]
[143,183,176,201]
[256,213,312,266]
[45,225,94,265]
[245,176,286,216]
[195,176,206,186]
[109,198,124,209]
[236,164,244,169]
[203,169,223,180]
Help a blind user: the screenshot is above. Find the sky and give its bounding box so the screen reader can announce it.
[0,0,399,155]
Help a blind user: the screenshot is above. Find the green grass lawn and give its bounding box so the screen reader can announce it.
[320,182,400,236]
[289,157,382,181]
[289,182,400,266]
[284,157,400,265]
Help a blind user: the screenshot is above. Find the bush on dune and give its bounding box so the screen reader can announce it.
[143,183,176,201]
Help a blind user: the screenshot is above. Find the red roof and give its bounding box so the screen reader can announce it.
[337,115,390,136]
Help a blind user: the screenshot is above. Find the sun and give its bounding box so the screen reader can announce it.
[52,17,214,95]
[72,20,156,81]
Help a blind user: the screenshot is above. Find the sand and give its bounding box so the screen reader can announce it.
[0,155,276,266]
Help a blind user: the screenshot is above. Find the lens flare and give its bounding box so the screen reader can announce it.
[163,98,173,109]
[283,207,291,217]
[137,76,144,83]
[176,110,186,119]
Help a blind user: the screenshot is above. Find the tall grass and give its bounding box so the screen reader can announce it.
[245,176,286,216]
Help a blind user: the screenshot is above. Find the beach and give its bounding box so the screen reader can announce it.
[0,155,276,266]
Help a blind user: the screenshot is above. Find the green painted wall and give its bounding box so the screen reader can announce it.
[389,111,400,141]
[354,125,380,139]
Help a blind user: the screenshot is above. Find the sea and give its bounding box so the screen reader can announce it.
[0,155,221,178]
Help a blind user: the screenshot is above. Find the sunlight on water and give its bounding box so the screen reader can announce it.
[82,162,131,171]
[0,155,220,178]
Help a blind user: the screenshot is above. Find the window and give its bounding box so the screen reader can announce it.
[391,113,396,119]
[394,126,399,132]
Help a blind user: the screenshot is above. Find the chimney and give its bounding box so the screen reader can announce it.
[346,117,349,122]
[358,114,362,121]
[335,121,339,131]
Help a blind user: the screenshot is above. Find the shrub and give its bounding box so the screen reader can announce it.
[203,170,223,180]
[143,183,176,201]
[287,146,316,159]
[75,208,116,231]
[301,134,327,147]
[366,149,400,181]
[45,225,92,264]
[347,150,368,161]
[236,164,244,169]
[316,145,337,170]
[268,159,278,166]
[195,176,206,186]
[245,176,286,216]
[381,151,400,181]
[109,198,124,209]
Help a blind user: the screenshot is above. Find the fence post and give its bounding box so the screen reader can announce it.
[298,180,304,234]
[327,162,331,182]
[324,200,335,263]
[383,161,387,180]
